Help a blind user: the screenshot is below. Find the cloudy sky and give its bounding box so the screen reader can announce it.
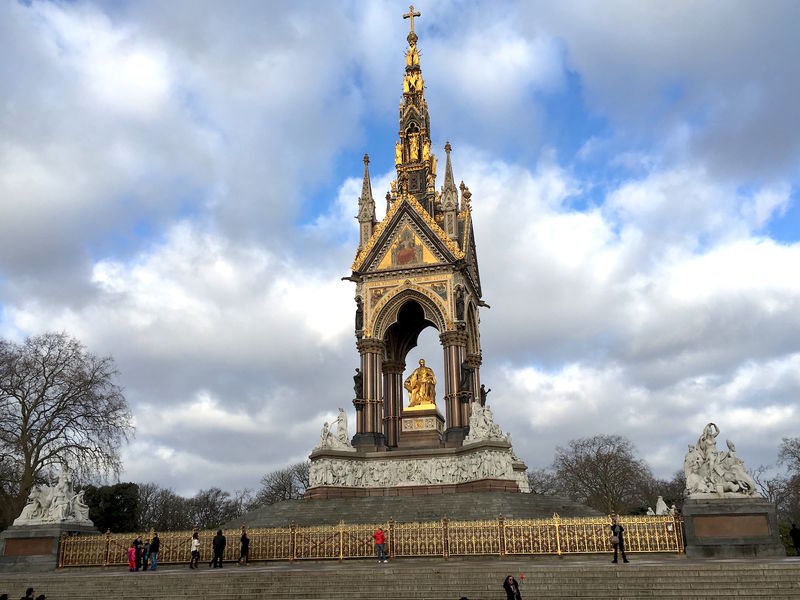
[1,0,799,496]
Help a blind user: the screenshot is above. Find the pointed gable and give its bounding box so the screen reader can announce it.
[352,194,464,273]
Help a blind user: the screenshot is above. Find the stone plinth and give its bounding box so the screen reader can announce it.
[307,440,529,498]
[0,523,98,572]
[398,406,444,449]
[682,497,785,558]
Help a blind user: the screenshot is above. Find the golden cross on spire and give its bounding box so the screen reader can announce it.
[403,5,421,34]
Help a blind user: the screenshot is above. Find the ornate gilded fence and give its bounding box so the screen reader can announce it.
[59,514,683,567]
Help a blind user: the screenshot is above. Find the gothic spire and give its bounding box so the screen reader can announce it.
[441,142,457,207]
[441,142,459,239]
[357,153,376,249]
[395,6,436,214]
[359,153,374,208]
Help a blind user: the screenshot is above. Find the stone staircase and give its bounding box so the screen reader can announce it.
[229,491,601,528]
[2,557,799,599]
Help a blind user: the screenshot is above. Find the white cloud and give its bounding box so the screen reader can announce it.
[1,1,799,498]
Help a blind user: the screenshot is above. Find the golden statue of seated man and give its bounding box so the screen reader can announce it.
[405,358,436,407]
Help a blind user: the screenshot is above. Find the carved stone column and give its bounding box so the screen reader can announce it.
[353,338,386,450]
[440,329,468,444]
[382,359,405,448]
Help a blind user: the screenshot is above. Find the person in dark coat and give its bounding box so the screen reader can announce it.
[210,529,226,568]
[20,588,34,600]
[503,575,522,600]
[610,515,629,563]
[149,533,160,570]
[133,536,143,571]
[239,531,250,565]
[790,523,800,556]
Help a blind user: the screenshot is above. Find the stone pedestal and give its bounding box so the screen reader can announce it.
[398,406,444,449]
[682,497,785,558]
[0,523,98,572]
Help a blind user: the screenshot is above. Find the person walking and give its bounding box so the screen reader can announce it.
[149,532,160,570]
[239,531,250,566]
[372,527,387,563]
[610,515,629,563]
[503,575,522,600]
[210,529,226,568]
[189,532,200,569]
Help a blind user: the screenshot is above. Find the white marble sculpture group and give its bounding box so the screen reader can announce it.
[683,422,757,498]
[13,467,93,527]
[646,495,677,516]
[464,401,505,442]
[314,408,356,452]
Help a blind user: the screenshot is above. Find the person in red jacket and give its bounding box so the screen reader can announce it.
[372,527,387,563]
[127,543,136,572]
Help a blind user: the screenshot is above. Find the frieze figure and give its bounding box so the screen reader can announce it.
[683,423,758,498]
[308,448,527,491]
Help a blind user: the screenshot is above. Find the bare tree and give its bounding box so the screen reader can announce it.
[253,461,310,507]
[0,332,133,527]
[189,487,247,529]
[527,467,560,496]
[552,434,654,514]
[779,438,800,473]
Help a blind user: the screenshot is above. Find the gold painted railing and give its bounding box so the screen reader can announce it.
[58,514,683,567]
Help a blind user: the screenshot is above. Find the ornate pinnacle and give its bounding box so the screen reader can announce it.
[445,141,451,155]
[363,153,370,166]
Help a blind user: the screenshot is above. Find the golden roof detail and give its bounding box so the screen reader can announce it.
[352,193,465,272]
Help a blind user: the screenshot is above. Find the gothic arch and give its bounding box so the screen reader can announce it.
[372,285,448,341]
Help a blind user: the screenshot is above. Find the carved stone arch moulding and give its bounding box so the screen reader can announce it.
[370,284,450,340]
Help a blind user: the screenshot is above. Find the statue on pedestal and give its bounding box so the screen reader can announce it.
[404,359,436,407]
[12,466,93,527]
[683,423,758,498]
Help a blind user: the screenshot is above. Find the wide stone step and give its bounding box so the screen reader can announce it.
[2,559,799,599]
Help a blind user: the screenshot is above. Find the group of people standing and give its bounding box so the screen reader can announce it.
[126,529,252,572]
[126,533,160,572]
[189,529,250,569]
